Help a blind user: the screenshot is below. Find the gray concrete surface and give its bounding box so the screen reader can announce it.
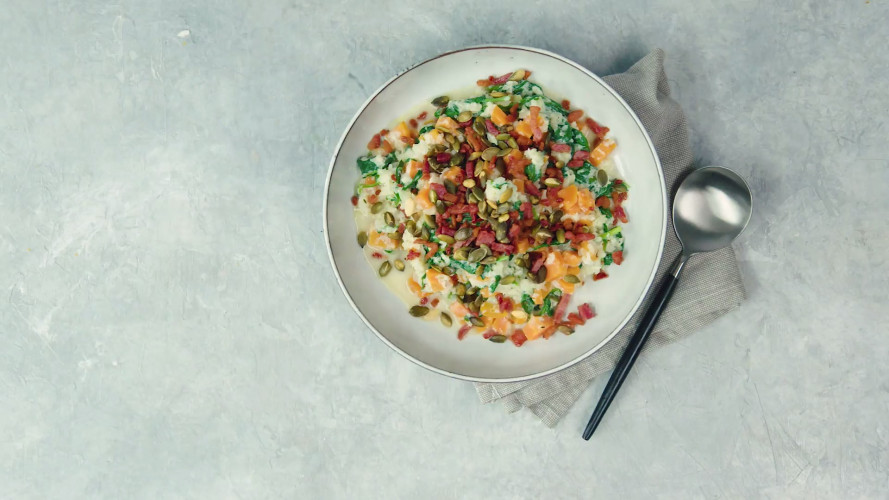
[2,1,888,498]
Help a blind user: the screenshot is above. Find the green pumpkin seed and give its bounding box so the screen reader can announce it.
[442,266,455,276]
[421,214,435,228]
[469,316,484,327]
[438,234,456,245]
[357,231,368,248]
[536,266,547,283]
[466,286,479,296]
[450,152,465,166]
[481,256,497,265]
[486,199,497,209]
[500,275,516,285]
[421,226,432,240]
[497,148,512,157]
[488,334,507,343]
[564,274,580,283]
[473,117,487,137]
[468,247,487,263]
[597,168,609,185]
[556,229,566,244]
[529,195,540,204]
[490,91,506,98]
[454,226,472,241]
[384,212,395,226]
[468,151,483,161]
[462,178,476,188]
[613,182,628,193]
[495,133,510,141]
[456,110,472,123]
[474,294,485,307]
[552,209,564,222]
[507,137,518,149]
[509,69,526,81]
[498,188,513,203]
[371,202,384,214]
[378,261,392,277]
[440,313,453,327]
[471,186,485,201]
[478,200,489,215]
[578,225,590,233]
[536,228,553,240]
[555,160,564,168]
[443,179,457,195]
[405,220,416,236]
[544,177,561,187]
[481,147,499,161]
[431,95,450,107]
[498,213,510,222]
[495,226,507,243]
[455,283,466,297]
[409,305,430,317]
[466,191,478,204]
[389,231,402,241]
[435,200,446,214]
[429,189,438,204]
[516,257,528,269]
[453,247,469,261]
[557,325,574,335]
[497,140,509,149]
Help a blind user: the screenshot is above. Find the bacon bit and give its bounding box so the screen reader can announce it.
[567,159,584,168]
[491,72,512,84]
[430,298,439,307]
[405,249,420,260]
[507,103,519,122]
[484,119,500,135]
[530,254,545,273]
[437,225,455,237]
[419,297,429,306]
[585,118,609,139]
[560,99,571,110]
[554,293,572,321]
[508,223,521,239]
[440,192,458,203]
[578,303,595,319]
[613,191,628,207]
[596,196,611,208]
[464,128,485,151]
[459,142,472,155]
[567,110,584,123]
[458,324,472,340]
[397,223,405,234]
[476,231,495,246]
[529,106,543,140]
[482,330,497,339]
[367,133,382,150]
[520,202,532,219]
[613,206,628,223]
[524,182,541,197]
[436,153,451,164]
[409,118,418,128]
[417,111,428,120]
[567,312,586,326]
[592,271,608,281]
[612,250,624,265]
[573,150,590,161]
[351,196,358,206]
[422,159,431,176]
[511,329,527,347]
[491,242,515,254]
[399,135,413,144]
[367,194,378,204]
[379,128,390,136]
[551,143,571,153]
[465,160,475,178]
[430,183,448,197]
[476,78,491,87]
[371,252,384,259]
[574,233,594,241]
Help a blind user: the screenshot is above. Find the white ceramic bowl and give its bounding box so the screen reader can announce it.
[324,46,666,383]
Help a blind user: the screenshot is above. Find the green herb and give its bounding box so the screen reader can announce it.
[418,124,434,134]
[403,170,423,190]
[603,226,623,238]
[603,253,613,266]
[490,275,501,292]
[525,163,541,182]
[388,192,401,205]
[521,294,535,315]
[596,179,614,198]
[354,179,379,195]
[541,289,562,317]
[357,156,378,174]
[598,207,612,218]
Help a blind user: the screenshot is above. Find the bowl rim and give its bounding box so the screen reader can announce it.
[323,44,667,383]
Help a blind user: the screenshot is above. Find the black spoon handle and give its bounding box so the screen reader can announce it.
[582,255,688,440]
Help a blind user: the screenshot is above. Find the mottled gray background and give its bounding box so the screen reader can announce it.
[2,1,888,498]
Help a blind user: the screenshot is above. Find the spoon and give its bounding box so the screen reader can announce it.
[582,166,752,440]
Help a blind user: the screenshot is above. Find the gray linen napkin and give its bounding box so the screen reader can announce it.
[474,49,747,427]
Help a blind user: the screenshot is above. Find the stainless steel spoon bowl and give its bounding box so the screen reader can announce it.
[583,166,752,440]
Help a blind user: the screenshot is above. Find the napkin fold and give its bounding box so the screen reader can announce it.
[474,49,747,427]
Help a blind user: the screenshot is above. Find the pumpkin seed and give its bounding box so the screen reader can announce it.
[429,189,438,204]
[455,283,466,297]
[555,160,564,168]
[544,177,561,187]
[471,186,485,201]
[481,147,499,161]
[466,286,479,296]
[473,117,487,137]
[564,274,580,283]
[597,168,609,185]
[453,247,469,261]
[509,69,526,81]
[450,152,465,166]
[499,188,513,204]
[421,226,432,240]
[486,199,497,209]
[498,213,510,222]
[495,226,507,243]
[478,176,487,189]
[409,305,430,317]
[438,234,456,245]
[390,259,404,271]
[500,275,516,285]
[390,232,402,241]
[469,316,485,327]
[490,91,506,98]
[481,256,497,265]
[536,228,553,240]
[440,179,455,195]
[497,140,509,149]
[496,148,512,157]
[435,200,446,213]
[421,214,435,228]
[378,261,392,277]
[488,334,507,343]
[468,301,480,314]
[614,182,628,193]
[463,178,476,188]
[552,209,564,222]
[507,137,518,149]
[404,220,416,236]
[357,231,368,247]
[457,110,473,123]
[474,294,485,307]
[529,195,540,204]
[431,95,450,107]
[557,325,574,335]
[467,151,482,161]
[440,313,453,327]
[495,133,510,141]
[516,257,528,269]
[455,226,472,241]
[371,202,384,214]
[556,229,566,244]
[578,225,590,233]
[466,191,478,204]
[536,266,547,283]
[478,200,489,215]
[468,247,487,263]
[384,212,395,226]
[442,266,455,276]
